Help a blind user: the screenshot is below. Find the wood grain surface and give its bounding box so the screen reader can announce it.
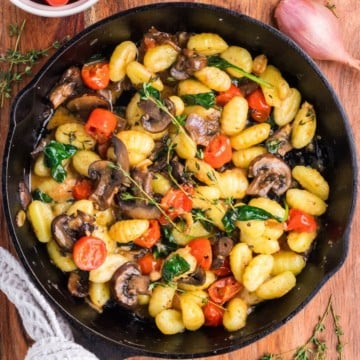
[1,1,359,359]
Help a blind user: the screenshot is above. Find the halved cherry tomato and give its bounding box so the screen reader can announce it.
[211,257,232,277]
[216,84,243,106]
[208,276,242,305]
[286,208,318,233]
[203,134,232,169]
[203,301,225,327]
[85,108,118,144]
[81,61,110,90]
[160,187,193,222]
[188,237,212,270]
[137,252,163,275]
[45,0,69,5]
[143,36,156,50]
[73,236,107,271]
[134,220,161,248]
[246,88,271,122]
[72,179,93,200]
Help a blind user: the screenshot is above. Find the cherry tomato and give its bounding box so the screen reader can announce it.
[246,88,271,122]
[211,257,232,277]
[73,236,107,271]
[137,252,163,275]
[81,61,110,90]
[44,0,69,5]
[85,108,118,144]
[72,179,93,200]
[203,302,225,327]
[286,208,318,233]
[160,187,193,221]
[134,220,161,248]
[203,134,232,169]
[188,237,213,270]
[216,84,243,106]
[208,276,242,305]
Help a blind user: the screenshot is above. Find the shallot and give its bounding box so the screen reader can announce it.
[274,0,360,71]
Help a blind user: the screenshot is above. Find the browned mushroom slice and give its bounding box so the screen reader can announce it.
[66,93,110,120]
[67,271,89,298]
[118,201,161,220]
[185,113,220,146]
[246,153,292,197]
[211,237,234,270]
[111,262,150,309]
[170,49,207,80]
[177,266,206,286]
[139,99,174,133]
[18,181,32,210]
[266,124,293,156]
[49,66,82,109]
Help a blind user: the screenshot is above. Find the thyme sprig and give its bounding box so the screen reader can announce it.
[259,296,344,360]
[0,20,64,108]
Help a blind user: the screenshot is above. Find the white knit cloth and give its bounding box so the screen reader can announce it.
[0,247,99,360]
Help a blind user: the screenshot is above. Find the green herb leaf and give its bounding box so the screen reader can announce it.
[43,140,77,183]
[222,205,283,234]
[32,189,53,203]
[162,254,190,282]
[181,92,215,109]
[207,56,272,88]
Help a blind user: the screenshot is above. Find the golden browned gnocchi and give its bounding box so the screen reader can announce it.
[24,28,330,336]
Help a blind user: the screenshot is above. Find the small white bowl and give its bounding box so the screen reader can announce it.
[10,0,99,17]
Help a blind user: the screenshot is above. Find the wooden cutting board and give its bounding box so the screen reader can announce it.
[1,1,359,359]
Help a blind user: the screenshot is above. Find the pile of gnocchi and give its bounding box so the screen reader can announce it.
[22,28,330,335]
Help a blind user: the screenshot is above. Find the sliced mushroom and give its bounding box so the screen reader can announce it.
[51,211,95,251]
[246,153,292,197]
[266,124,293,157]
[185,113,220,146]
[139,99,174,133]
[170,49,207,80]
[211,237,234,270]
[66,93,110,120]
[67,271,89,298]
[177,265,206,286]
[111,262,150,309]
[49,66,82,109]
[118,201,161,220]
[18,181,32,210]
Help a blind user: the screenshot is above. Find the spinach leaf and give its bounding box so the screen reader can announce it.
[32,189,53,203]
[162,254,190,282]
[181,92,215,109]
[207,56,272,88]
[43,140,77,183]
[222,205,283,234]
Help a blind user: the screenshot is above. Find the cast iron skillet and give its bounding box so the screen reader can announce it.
[2,3,358,359]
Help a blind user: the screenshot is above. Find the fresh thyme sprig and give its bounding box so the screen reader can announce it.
[0,20,64,108]
[259,296,344,360]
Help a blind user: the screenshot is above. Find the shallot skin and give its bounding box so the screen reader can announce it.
[274,0,360,71]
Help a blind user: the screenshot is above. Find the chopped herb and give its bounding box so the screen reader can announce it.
[207,56,272,88]
[162,253,190,282]
[32,189,53,203]
[43,140,77,183]
[181,92,215,109]
[266,139,282,154]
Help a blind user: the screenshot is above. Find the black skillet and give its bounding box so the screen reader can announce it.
[2,3,358,359]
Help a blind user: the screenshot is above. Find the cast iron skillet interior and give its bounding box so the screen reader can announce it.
[2,3,358,359]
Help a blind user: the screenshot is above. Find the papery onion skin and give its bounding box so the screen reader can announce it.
[274,0,360,71]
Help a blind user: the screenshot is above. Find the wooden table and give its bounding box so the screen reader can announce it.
[1,0,359,359]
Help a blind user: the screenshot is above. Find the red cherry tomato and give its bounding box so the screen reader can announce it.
[246,88,271,122]
[215,84,243,106]
[188,237,213,270]
[203,302,225,327]
[211,257,232,277]
[203,134,232,169]
[134,220,161,248]
[72,179,93,200]
[160,187,193,222]
[44,0,69,5]
[137,253,163,275]
[85,108,118,144]
[81,61,110,90]
[208,276,242,305]
[286,208,318,233]
[73,236,107,271]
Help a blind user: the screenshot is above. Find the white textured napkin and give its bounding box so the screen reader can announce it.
[0,247,99,360]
